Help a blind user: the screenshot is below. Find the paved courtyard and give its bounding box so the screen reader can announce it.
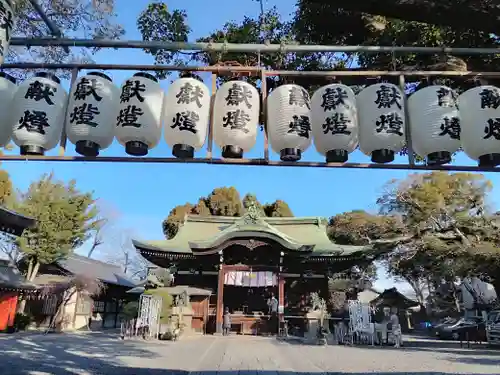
[0,332,499,375]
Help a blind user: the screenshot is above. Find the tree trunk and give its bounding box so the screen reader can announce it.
[17,259,41,313]
[48,290,76,332]
[28,261,40,282]
[403,276,426,305]
[451,284,461,313]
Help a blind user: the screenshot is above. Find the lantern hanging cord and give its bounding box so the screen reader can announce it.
[27,0,69,54]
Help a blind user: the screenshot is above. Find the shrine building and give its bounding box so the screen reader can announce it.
[133,205,388,335]
[0,206,36,332]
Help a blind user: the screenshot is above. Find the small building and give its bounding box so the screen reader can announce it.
[26,253,141,331]
[370,287,420,332]
[0,206,36,332]
[0,260,37,331]
[357,287,381,304]
[371,287,420,310]
[133,205,392,335]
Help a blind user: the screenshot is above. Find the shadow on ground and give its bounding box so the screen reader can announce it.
[0,332,498,375]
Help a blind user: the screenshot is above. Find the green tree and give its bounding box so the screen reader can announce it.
[296,0,499,34]
[13,173,100,283]
[162,187,294,238]
[136,2,190,79]
[0,169,14,206]
[377,172,500,305]
[242,193,265,215]
[293,0,499,74]
[205,187,244,216]
[326,172,500,306]
[328,210,404,245]
[8,0,123,79]
[0,169,19,264]
[162,202,193,239]
[263,200,293,217]
[137,1,344,88]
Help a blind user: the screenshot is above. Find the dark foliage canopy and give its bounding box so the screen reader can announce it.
[162,187,293,239]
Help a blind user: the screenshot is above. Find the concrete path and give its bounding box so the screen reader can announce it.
[0,332,499,374]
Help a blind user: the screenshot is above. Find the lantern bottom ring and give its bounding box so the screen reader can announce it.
[326,149,348,163]
[125,141,149,156]
[222,145,243,159]
[479,153,500,168]
[172,144,194,159]
[427,151,452,166]
[20,145,45,156]
[280,148,302,162]
[371,149,394,164]
[76,140,100,157]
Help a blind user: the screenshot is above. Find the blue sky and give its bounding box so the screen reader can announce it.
[4,0,500,292]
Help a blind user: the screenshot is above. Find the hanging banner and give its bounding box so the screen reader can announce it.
[224,271,277,287]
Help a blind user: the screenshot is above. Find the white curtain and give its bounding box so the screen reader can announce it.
[224,271,277,287]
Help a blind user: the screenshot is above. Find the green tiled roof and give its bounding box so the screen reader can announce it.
[133,214,372,256]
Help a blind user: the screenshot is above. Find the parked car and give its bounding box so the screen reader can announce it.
[437,317,486,341]
[432,317,458,336]
[486,310,500,346]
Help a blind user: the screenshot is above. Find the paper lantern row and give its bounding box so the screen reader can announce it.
[296,82,500,167]
[1,70,500,167]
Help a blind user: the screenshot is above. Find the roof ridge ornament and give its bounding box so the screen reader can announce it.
[242,199,262,225]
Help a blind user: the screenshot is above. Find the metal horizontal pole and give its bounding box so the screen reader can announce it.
[2,63,500,79]
[0,62,260,73]
[266,70,500,77]
[10,37,500,55]
[0,155,496,173]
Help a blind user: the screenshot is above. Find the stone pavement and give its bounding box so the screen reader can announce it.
[0,332,499,374]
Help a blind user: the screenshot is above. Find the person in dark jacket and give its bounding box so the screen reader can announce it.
[223,307,231,336]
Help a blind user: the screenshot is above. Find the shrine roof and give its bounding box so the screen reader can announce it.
[0,260,38,291]
[0,206,36,236]
[370,287,420,309]
[133,214,373,256]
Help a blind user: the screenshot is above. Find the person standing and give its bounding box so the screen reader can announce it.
[390,307,402,347]
[223,307,231,336]
[267,292,279,335]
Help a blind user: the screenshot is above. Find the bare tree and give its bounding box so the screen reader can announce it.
[87,200,121,258]
[0,233,22,265]
[39,274,104,332]
[105,230,146,277]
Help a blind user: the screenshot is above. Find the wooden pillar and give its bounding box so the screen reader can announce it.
[215,265,225,334]
[278,274,285,322]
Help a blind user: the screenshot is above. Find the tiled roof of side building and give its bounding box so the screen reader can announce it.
[0,259,37,290]
[56,253,140,288]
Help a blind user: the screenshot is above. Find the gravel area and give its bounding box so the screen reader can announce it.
[0,332,499,374]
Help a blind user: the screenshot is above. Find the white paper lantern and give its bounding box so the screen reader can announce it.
[357,83,406,163]
[311,83,358,162]
[65,72,120,156]
[115,72,164,156]
[12,72,67,155]
[213,80,260,158]
[163,74,210,158]
[408,85,460,165]
[459,85,500,166]
[0,0,15,65]
[267,84,312,161]
[0,72,16,147]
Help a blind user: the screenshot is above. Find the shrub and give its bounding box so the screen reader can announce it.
[122,301,139,320]
[13,313,32,331]
[144,288,173,323]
